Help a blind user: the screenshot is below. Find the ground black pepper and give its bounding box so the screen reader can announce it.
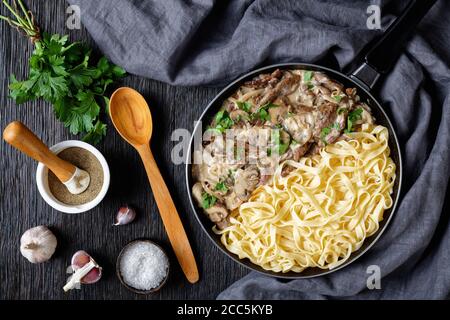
[48,147,104,205]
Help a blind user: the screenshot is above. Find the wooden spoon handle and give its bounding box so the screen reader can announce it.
[137,145,199,284]
[3,121,76,183]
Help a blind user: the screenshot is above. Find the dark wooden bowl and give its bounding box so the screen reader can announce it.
[116,239,170,294]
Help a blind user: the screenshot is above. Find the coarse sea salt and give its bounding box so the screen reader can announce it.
[119,241,169,290]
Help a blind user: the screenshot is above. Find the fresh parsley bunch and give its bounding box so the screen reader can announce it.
[1,0,126,143]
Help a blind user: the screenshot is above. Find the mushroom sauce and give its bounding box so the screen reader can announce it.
[192,69,374,229]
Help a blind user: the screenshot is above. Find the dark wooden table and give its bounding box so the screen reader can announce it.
[0,0,248,300]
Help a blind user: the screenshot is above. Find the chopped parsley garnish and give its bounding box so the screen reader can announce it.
[345,108,363,133]
[201,192,217,209]
[320,127,331,142]
[333,95,343,103]
[236,101,252,113]
[270,129,291,155]
[278,142,290,155]
[213,110,234,133]
[262,103,279,109]
[337,107,347,115]
[257,108,270,121]
[303,71,314,90]
[215,182,228,192]
[205,125,222,135]
[332,122,341,130]
[251,103,278,122]
[303,71,313,82]
[320,122,341,144]
[215,110,226,122]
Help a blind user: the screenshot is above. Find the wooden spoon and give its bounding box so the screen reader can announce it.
[109,87,199,284]
[3,121,90,194]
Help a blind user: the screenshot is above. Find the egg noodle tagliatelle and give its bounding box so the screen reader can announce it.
[214,124,396,273]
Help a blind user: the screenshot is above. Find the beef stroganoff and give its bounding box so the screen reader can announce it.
[192,69,396,272]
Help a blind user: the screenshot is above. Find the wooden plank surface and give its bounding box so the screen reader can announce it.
[0,0,248,300]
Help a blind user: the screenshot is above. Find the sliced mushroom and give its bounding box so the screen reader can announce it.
[313,72,329,83]
[229,109,249,122]
[259,173,272,185]
[308,143,322,155]
[357,103,374,125]
[282,113,315,145]
[281,164,295,177]
[323,80,343,92]
[205,204,228,223]
[224,192,243,211]
[269,104,288,124]
[295,86,316,107]
[216,219,229,230]
[316,85,331,96]
[234,166,260,201]
[223,100,237,113]
[361,109,374,124]
[192,182,204,206]
[313,102,338,141]
[205,204,230,229]
[292,142,311,161]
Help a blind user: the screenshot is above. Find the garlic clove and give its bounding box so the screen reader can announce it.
[71,250,90,267]
[71,250,102,284]
[113,205,136,226]
[80,266,102,284]
[20,226,57,264]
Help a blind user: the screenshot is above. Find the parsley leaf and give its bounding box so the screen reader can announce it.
[333,95,343,103]
[213,110,234,133]
[261,103,279,109]
[303,71,313,82]
[258,108,270,121]
[321,127,331,142]
[270,129,291,155]
[215,182,228,192]
[337,107,347,115]
[303,71,315,90]
[332,122,341,130]
[251,103,278,122]
[8,33,126,144]
[201,192,217,209]
[236,101,252,113]
[346,108,363,133]
[82,120,107,145]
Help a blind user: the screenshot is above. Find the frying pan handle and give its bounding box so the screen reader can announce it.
[350,0,437,90]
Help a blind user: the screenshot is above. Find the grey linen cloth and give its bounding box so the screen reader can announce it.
[70,0,450,299]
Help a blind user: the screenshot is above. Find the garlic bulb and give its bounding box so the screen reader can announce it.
[20,226,57,263]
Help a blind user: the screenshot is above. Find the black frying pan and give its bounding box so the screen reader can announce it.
[186,0,436,278]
